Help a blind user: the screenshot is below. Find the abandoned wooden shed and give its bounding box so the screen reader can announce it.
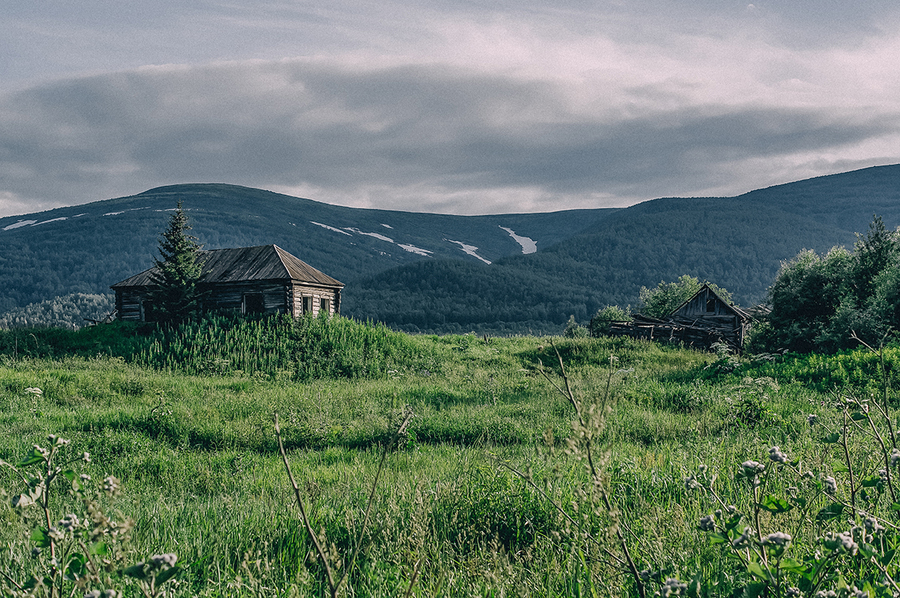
[593,284,752,352]
[111,244,343,322]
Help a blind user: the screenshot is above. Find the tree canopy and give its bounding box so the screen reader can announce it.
[148,202,204,323]
[752,215,900,353]
[639,275,733,319]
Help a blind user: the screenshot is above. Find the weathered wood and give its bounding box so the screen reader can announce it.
[593,284,752,352]
[111,245,343,322]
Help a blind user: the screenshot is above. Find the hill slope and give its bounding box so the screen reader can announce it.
[347,165,900,333]
[2,165,899,333]
[0,184,613,313]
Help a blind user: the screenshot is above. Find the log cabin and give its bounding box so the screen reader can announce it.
[111,244,343,321]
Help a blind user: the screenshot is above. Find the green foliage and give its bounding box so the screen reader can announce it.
[0,430,179,597]
[562,315,589,338]
[589,304,631,336]
[147,202,204,323]
[136,313,432,380]
[760,216,900,353]
[0,293,115,330]
[639,275,733,318]
[8,329,900,595]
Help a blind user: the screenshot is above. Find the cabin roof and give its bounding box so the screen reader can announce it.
[669,283,750,320]
[111,245,343,289]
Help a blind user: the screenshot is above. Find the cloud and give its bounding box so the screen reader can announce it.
[2,1,900,216]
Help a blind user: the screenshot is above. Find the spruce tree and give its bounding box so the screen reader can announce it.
[149,202,204,322]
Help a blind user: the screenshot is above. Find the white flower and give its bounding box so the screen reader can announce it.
[102,476,121,497]
[762,531,792,547]
[658,578,687,597]
[807,413,818,425]
[149,553,178,569]
[822,476,837,495]
[768,446,788,464]
[822,531,858,555]
[732,530,751,548]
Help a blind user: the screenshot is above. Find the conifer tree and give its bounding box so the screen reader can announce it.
[149,202,204,322]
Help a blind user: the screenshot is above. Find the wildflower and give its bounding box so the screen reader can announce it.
[768,446,788,464]
[865,516,885,536]
[741,460,765,475]
[47,434,69,446]
[807,414,818,426]
[58,514,79,533]
[698,514,715,531]
[822,531,858,555]
[822,475,837,495]
[762,531,792,547]
[658,578,687,597]
[732,530,751,548]
[102,476,121,497]
[149,553,178,569]
[82,452,91,463]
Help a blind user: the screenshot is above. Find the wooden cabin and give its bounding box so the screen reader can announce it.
[111,245,343,321]
[594,284,751,352]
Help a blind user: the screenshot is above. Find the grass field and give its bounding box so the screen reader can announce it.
[1,316,899,597]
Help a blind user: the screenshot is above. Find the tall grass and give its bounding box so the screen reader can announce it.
[6,331,900,595]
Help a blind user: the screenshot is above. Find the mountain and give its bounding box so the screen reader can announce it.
[348,165,900,334]
[2,165,899,334]
[0,183,613,314]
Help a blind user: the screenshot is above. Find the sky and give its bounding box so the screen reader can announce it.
[2,1,900,217]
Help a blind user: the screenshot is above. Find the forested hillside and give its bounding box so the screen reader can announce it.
[347,166,900,333]
[0,184,612,313]
[2,165,899,333]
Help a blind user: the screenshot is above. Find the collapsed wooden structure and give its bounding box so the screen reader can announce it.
[111,244,343,322]
[591,284,752,352]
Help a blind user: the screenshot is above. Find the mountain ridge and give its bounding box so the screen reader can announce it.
[2,165,899,334]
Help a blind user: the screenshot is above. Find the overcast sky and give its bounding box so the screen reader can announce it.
[2,0,899,217]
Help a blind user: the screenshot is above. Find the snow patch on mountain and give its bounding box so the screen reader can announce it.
[500,226,537,254]
[3,220,36,231]
[398,244,432,256]
[347,228,394,243]
[381,224,393,229]
[311,221,352,236]
[32,217,68,226]
[105,207,148,216]
[447,240,491,264]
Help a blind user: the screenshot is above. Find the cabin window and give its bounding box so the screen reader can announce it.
[244,293,265,314]
[706,296,716,313]
[302,296,313,314]
[320,298,331,314]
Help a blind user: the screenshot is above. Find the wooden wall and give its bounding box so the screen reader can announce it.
[115,280,341,321]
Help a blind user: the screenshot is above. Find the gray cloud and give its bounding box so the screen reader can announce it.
[1,59,899,215]
[3,0,900,216]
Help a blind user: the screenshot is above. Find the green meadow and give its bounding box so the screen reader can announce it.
[2,316,900,597]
